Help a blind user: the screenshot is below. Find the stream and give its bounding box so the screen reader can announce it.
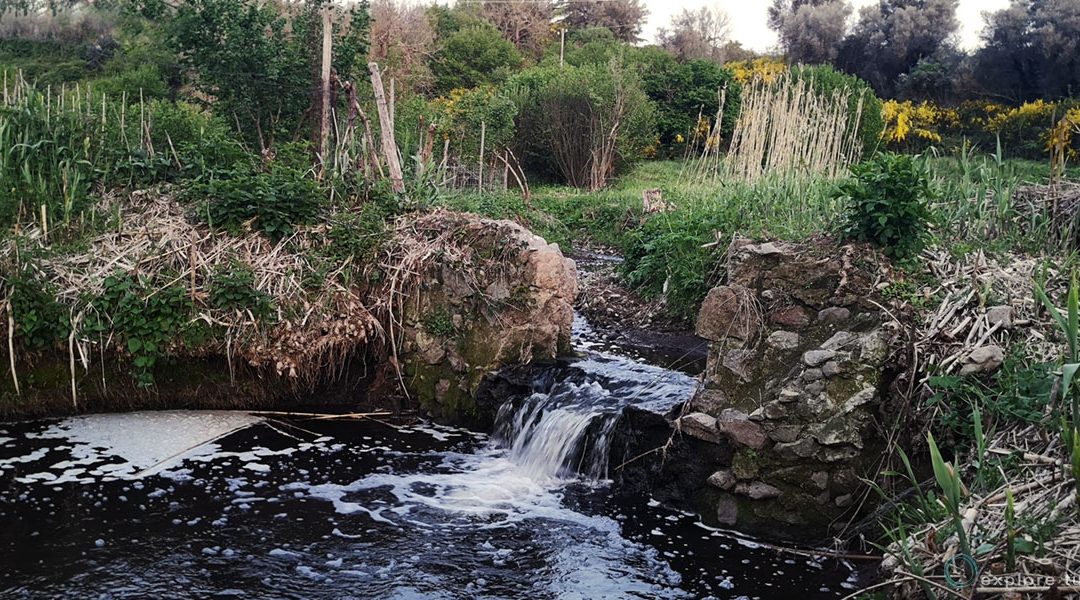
[0,316,860,599]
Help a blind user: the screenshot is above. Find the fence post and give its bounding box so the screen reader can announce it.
[368,62,406,194]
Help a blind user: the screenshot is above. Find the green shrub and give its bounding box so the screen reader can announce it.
[424,87,518,165]
[326,204,390,264]
[837,153,934,260]
[432,24,522,95]
[505,61,656,188]
[630,48,742,152]
[8,269,70,350]
[194,163,322,240]
[88,272,192,387]
[208,262,274,320]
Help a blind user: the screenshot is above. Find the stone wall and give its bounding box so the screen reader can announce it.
[677,237,908,537]
[397,212,577,425]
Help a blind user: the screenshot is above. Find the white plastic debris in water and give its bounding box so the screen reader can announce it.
[11,411,262,484]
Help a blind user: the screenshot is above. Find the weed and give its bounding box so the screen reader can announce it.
[423,308,456,338]
[837,153,935,261]
[208,262,274,321]
[87,272,191,387]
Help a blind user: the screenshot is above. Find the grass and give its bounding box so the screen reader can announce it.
[438,150,1070,320]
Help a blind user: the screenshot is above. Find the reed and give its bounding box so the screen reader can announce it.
[695,71,866,184]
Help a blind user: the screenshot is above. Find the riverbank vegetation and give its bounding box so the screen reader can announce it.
[2,0,1080,597]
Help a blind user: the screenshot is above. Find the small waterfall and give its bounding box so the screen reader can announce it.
[492,316,701,483]
[494,378,621,482]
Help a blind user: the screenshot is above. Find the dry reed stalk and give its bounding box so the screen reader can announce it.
[707,72,865,184]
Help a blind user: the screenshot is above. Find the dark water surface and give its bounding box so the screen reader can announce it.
[1,319,859,599]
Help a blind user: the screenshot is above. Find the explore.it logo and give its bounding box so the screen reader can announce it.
[943,553,979,589]
[945,553,1078,591]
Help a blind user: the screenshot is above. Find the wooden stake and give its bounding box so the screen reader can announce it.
[478,120,486,191]
[368,62,406,194]
[560,28,565,67]
[319,3,333,174]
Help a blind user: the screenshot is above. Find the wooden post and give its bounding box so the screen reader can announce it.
[389,77,395,127]
[478,120,486,191]
[319,3,333,174]
[368,62,406,194]
[559,28,565,67]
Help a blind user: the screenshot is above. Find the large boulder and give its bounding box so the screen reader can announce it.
[395,211,577,425]
[676,237,909,538]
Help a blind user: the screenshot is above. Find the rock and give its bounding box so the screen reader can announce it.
[811,471,829,490]
[959,345,1005,375]
[775,438,819,459]
[766,331,800,350]
[843,387,877,412]
[809,417,864,448]
[817,307,851,324]
[834,494,853,508]
[777,388,801,403]
[678,412,718,442]
[802,368,824,382]
[746,242,790,256]
[692,389,729,414]
[802,350,836,367]
[821,331,859,350]
[770,305,810,328]
[987,305,1013,328]
[821,361,843,377]
[735,481,782,500]
[717,409,767,449]
[707,470,737,490]
[859,332,889,366]
[763,402,786,420]
[768,425,801,443]
[716,495,739,525]
[722,348,756,383]
[397,211,578,424]
[696,285,759,341]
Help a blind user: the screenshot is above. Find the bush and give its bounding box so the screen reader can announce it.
[837,153,934,260]
[432,24,522,95]
[208,262,274,320]
[194,163,322,240]
[8,269,70,350]
[789,65,884,155]
[425,87,518,165]
[631,48,742,153]
[505,61,656,189]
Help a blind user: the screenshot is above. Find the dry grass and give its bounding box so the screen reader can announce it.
[2,188,384,387]
[705,72,865,184]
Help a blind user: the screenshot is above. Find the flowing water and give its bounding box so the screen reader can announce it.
[0,317,860,599]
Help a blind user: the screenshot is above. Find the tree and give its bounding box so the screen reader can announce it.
[631,47,741,147]
[164,0,370,151]
[432,24,523,94]
[974,0,1080,102]
[559,0,647,43]
[479,0,554,57]
[369,0,435,95]
[837,0,960,97]
[768,0,851,66]
[657,5,732,62]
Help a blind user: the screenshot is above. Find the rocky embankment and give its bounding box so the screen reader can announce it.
[617,237,914,540]
[0,206,577,421]
[395,212,577,425]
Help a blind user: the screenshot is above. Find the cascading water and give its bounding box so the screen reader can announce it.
[0,315,861,598]
[491,316,700,483]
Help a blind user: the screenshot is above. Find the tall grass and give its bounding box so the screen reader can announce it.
[708,72,865,184]
[0,71,225,238]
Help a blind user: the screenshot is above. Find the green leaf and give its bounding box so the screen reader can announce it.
[127,338,142,353]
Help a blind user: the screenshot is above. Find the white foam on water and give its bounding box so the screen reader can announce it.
[6,411,262,484]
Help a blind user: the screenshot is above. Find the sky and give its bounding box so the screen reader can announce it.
[641,0,1012,53]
